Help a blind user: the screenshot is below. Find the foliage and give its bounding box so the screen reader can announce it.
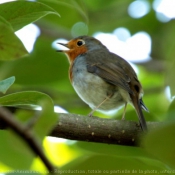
[0,0,175,174]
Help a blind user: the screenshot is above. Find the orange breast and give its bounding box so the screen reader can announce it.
[65,45,87,64]
[66,46,87,82]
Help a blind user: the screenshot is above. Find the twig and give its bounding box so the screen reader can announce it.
[50,113,161,146]
[0,107,55,173]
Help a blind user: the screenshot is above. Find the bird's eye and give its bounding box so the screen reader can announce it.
[77,40,85,46]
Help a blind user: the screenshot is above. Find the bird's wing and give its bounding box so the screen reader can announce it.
[86,50,135,94]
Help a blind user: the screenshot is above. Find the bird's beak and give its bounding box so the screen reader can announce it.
[57,43,69,52]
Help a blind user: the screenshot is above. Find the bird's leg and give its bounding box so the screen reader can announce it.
[122,102,127,120]
[88,94,113,117]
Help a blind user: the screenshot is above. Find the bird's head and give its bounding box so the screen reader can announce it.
[57,36,107,64]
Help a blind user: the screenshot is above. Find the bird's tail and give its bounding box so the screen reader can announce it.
[132,97,148,131]
[140,98,149,112]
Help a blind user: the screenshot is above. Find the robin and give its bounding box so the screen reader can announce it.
[57,35,148,131]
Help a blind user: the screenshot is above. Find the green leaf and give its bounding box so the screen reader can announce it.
[144,121,175,169]
[0,1,60,31]
[62,154,168,173]
[0,16,28,60]
[69,142,168,173]
[77,141,150,157]
[0,91,53,107]
[33,99,58,140]
[0,91,57,139]
[0,76,15,94]
[0,91,57,170]
[0,130,34,170]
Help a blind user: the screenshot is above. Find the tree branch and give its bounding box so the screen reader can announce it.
[50,113,160,146]
[0,109,161,147]
[0,107,55,173]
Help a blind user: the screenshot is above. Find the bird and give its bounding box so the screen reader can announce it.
[57,35,148,131]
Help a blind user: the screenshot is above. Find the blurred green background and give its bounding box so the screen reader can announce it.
[0,0,175,174]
